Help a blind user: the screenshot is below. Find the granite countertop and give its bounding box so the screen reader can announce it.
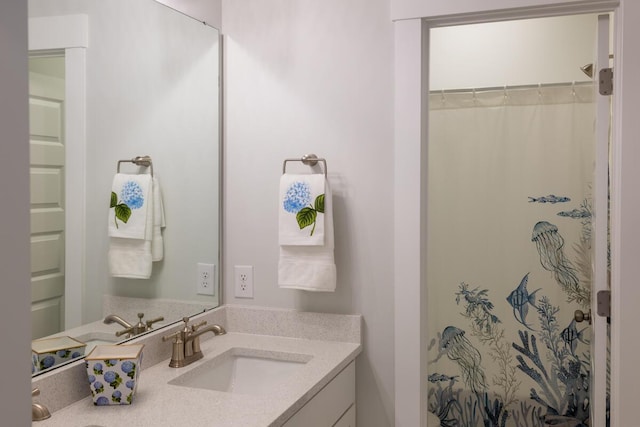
[34,306,362,427]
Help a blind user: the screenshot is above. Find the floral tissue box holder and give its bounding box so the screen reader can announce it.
[32,336,87,373]
[85,344,144,405]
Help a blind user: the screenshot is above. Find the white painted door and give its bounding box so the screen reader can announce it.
[29,61,66,339]
[591,13,611,427]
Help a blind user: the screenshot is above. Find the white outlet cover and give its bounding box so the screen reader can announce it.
[234,265,254,298]
[197,263,215,296]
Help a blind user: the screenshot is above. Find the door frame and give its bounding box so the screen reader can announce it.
[29,14,87,329]
[393,1,640,426]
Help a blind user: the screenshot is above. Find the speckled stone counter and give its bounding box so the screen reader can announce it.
[33,305,362,427]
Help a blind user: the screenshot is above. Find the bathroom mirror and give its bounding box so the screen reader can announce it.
[29,0,221,376]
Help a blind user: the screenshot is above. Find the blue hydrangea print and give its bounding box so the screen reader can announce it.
[121,360,136,379]
[93,381,104,394]
[110,180,146,228]
[103,370,122,389]
[126,380,135,390]
[41,355,55,370]
[95,396,109,406]
[72,351,81,358]
[121,181,145,209]
[283,181,311,213]
[282,180,325,236]
[112,390,122,403]
[104,371,117,383]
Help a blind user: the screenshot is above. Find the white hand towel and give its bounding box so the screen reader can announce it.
[279,173,326,246]
[278,180,336,292]
[151,177,166,262]
[108,173,152,239]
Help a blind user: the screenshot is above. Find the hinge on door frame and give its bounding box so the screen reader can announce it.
[596,290,611,317]
[599,68,613,95]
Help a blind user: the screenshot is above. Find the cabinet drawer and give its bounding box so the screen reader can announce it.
[333,403,355,427]
[283,361,355,427]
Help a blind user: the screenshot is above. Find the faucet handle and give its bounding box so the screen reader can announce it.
[162,331,181,342]
[191,320,207,331]
[146,316,164,330]
[115,326,134,337]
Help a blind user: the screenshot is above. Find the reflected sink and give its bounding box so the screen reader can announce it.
[73,332,120,354]
[168,349,312,395]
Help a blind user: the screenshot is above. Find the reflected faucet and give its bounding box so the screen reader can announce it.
[104,313,164,338]
[163,317,226,368]
[103,314,133,329]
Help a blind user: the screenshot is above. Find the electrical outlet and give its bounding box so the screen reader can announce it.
[234,265,254,298]
[196,263,215,296]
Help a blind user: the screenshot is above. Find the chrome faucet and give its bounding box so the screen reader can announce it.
[162,317,226,368]
[32,388,50,422]
[104,313,164,338]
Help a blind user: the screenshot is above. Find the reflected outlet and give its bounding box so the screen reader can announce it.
[234,265,254,298]
[197,263,215,296]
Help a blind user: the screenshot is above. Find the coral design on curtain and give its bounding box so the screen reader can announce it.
[426,83,599,427]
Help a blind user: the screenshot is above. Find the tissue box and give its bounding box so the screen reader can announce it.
[85,344,144,405]
[32,336,87,373]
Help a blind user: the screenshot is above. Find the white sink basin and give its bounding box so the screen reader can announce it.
[168,349,312,395]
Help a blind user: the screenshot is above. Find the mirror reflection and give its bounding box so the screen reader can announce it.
[29,0,221,376]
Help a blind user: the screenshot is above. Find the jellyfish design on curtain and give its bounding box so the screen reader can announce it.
[531,221,580,294]
[440,326,487,394]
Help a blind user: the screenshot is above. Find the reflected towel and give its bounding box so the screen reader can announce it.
[108,173,152,239]
[151,177,166,262]
[278,181,336,292]
[279,173,325,246]
[108,174,156,279]
[109,238,153,279]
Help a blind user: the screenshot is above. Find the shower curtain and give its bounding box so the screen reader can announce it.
[426,83,597,427]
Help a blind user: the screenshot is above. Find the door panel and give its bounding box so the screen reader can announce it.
[29,65,65,340]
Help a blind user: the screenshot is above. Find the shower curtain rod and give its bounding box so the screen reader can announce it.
[429,80,593,95]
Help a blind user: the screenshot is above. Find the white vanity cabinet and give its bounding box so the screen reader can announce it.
[283,361,356,427]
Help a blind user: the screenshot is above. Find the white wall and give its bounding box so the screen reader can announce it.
[430,14,596,90]
[222,0,395,425]
[29,0,221,323]
[0,0,32,424]
[156,0,221,29]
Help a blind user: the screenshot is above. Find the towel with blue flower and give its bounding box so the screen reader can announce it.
[108,174,152,239]
[279,173,326,246]
[278,173,336,292]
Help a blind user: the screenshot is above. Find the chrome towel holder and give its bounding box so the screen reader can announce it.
[282,154,327,177]
[117,155,154,177]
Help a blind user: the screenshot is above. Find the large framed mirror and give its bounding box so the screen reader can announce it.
[29,0,221,376]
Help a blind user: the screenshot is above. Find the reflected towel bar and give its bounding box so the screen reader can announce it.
[282,154,327,177]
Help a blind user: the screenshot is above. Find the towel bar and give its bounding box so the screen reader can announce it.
[282,154,327,177]
[117,155,154,177]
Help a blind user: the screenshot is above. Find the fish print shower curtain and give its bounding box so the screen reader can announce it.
[426,83,599,427]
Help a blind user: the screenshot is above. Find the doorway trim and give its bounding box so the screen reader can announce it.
[29,14,87,329]
[392,1,640,426]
